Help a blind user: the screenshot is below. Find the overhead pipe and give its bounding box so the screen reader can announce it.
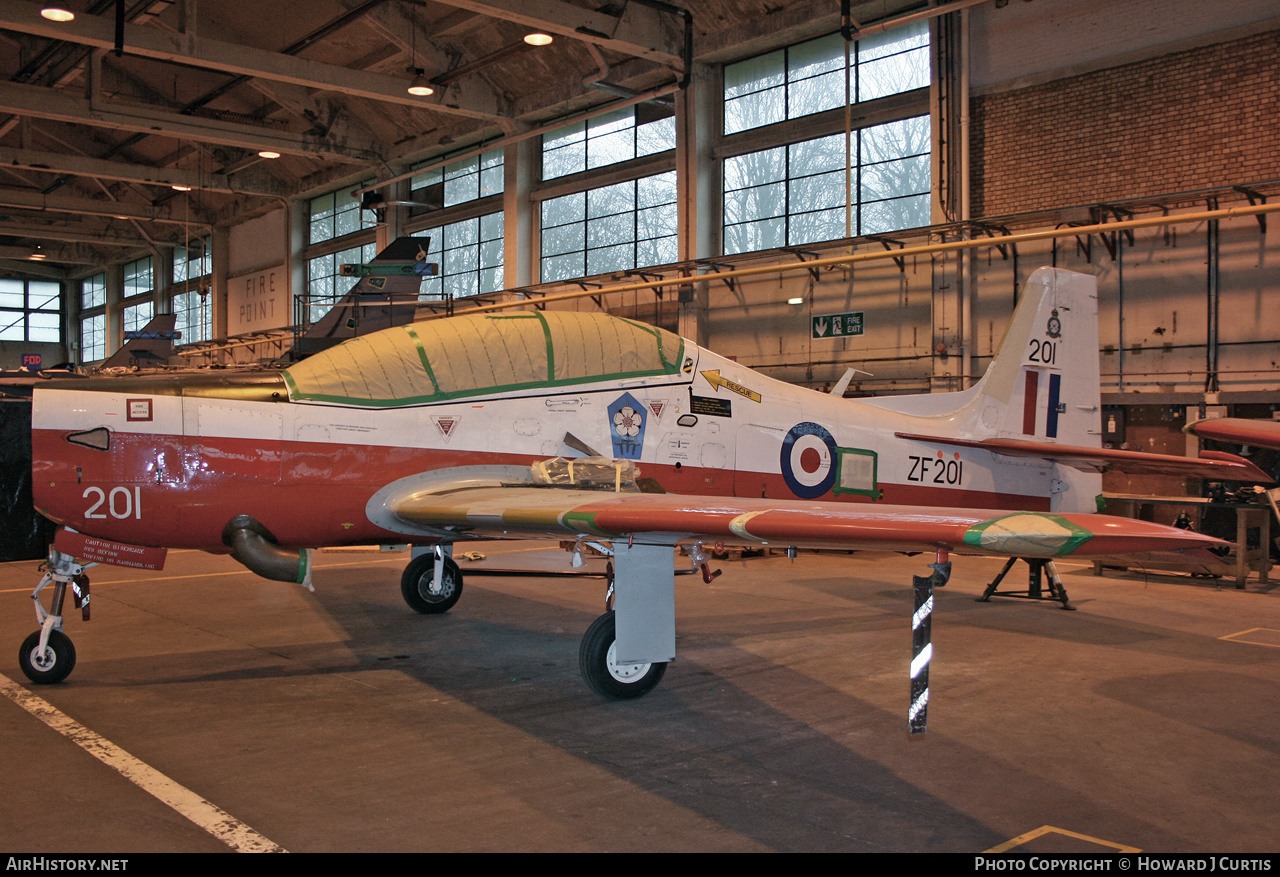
[425,200,1280,319]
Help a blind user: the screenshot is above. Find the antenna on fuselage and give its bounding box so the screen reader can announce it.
[830,367,874,396]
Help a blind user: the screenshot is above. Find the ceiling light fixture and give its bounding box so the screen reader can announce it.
[524,32,553,46]
[405,15,433,96]
[40,7,75,22]
[407,69,434,96]
[171,184,192,192]
[257,150,281,159]
[29,253,47,260]
[787,297,804,305]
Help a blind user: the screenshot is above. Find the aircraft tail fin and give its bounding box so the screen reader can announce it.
[100,313,180,369]
[296,236,432,357]
[865,267,1101,447]
[962,267,1101,447]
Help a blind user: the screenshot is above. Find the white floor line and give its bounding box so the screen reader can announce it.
[0,673,286,853]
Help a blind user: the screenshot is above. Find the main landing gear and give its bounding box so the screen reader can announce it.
[400,550,463,614]
[578,558,668,700]
[19,548,92,685]
[400,541,676,700]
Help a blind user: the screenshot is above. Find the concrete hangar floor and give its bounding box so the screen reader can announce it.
[1,542,1277,853]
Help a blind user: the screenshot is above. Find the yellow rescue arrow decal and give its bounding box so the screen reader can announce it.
[700,369,762,403]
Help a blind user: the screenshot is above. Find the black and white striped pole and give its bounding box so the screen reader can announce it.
[910,549,950,735]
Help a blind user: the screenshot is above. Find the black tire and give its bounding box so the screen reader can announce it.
[400,553,463,614]
[19,629,76,685]
[578,611,666,700]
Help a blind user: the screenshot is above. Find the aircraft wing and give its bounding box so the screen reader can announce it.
[895,433,1274,483]
[387,486,1226,561]
[1186,418,1280,451]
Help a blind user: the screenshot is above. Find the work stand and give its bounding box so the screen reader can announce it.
[977,557,1075,610]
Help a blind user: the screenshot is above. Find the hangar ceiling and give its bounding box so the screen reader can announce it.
[0,0,929,277]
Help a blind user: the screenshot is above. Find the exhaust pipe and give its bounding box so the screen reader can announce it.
[222,515,314,591]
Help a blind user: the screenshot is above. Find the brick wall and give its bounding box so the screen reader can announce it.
[970,29,1280,218]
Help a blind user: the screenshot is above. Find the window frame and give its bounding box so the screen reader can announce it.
[0,277,62,344]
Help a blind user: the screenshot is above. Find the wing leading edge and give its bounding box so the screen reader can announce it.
[388,486,1226,561]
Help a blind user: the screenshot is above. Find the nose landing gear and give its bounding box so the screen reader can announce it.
[19,548,93,685]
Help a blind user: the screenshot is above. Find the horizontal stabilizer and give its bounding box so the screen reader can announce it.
[894,432,1274,483]
[1186,417,1280,451]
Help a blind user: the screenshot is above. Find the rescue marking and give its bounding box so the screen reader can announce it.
[700,369,761,403]
[0,673,286,853]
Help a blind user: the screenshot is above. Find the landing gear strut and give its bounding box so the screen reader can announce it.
[19,548,92,685]
[578,540,673,700]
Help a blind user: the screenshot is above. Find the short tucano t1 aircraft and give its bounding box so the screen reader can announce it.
[22,267,1266,703]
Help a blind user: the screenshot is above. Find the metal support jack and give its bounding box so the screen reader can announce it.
[976,557,1074,609]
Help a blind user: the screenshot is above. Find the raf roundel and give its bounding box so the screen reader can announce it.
[780,422,837,499]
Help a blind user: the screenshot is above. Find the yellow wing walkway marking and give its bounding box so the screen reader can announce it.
[0,673,286,853]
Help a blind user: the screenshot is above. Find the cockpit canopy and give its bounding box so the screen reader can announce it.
[283,311,685,408]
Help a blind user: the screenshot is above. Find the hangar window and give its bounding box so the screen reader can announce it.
[416,212,505,300]
[122,299,153,335]
[79,274,106,364]
[172,238,211,345]
[724,25,929,135]
[409,148,503,213]
[0,278,60,343]
[119,256,154,342]
[542,106,675,180]
[309,183,377,245]
[719,23,932,255]
[724,116,930,253]
[172,289,210,345]
[122,257,152,299]
[80,313,105,363]
[540,171,677,283]
[81,273,105,310]
[172,238,211,284]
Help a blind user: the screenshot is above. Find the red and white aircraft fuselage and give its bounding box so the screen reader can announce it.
[24,268,1254,699]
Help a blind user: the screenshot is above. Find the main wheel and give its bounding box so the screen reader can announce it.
[578,611,666,700]
[400,553,463,614]
[19,629,76,685]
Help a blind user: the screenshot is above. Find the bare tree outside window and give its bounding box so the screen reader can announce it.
[723,23,930,254]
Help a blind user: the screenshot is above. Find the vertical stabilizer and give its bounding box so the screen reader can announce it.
[962,267,1100,448]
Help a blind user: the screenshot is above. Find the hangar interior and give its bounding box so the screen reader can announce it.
[2,0,1280,855]
[0,0,1277,495]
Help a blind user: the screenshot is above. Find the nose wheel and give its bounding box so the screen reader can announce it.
[19,547,92,685]
[19,629,76,685]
